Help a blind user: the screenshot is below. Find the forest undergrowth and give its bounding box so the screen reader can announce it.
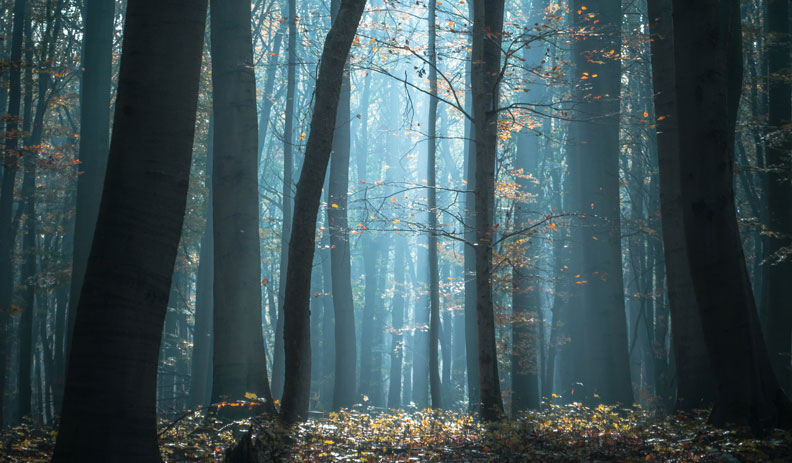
[2,403,791,462]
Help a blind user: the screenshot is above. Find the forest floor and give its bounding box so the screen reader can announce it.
[2,402,791,462]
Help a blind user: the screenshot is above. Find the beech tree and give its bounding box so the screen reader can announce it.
[670,0,792,429]
[279,0,368,423]
[51,0,208,458]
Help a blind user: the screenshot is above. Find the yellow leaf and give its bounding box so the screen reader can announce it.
[244,392,257,399]
[299,131,306,140]
[331,203,339,209]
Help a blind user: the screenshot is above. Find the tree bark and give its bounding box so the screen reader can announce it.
[51,0,207,458]
[426,0,442,410]
[66,0,115,381]
[471,0,505,421]
[0,0,26,429]
[671,0,792,430]
[569,0,633,405]
[209,0,275,411]
[647,0,714,411]
[762,0,792,394]
[327,0,358,410]
[279,0,368,423]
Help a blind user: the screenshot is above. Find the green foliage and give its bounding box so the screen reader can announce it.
[3,405,791,462]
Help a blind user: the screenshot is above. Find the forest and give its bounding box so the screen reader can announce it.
[1,0,792,461]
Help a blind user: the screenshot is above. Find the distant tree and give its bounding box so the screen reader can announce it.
[51,0,208,458]
[66,0,115,391]
[426,0,442,410]
[647,0,714,411]
[670,0,792,429]
[328,0,357,410]
[471,0,505,421]
[510,0,547,414]
[271,0,298,400]
[209,0,275,410]
[279,0,368,423]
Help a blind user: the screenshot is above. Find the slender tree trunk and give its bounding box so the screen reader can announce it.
[190,147,213,409]
[52,0,207,458]
[0,0,26,429]
[647,0,714,411]
[471,0,505,421]
[209,0,275,411]
[279,0,367,423]
[327,0,358,410]
[462,0,479,413]
[426,0,442,410]
[671,0,792,430]
[271,0,298,399]
[388,244,406,409]
[762,0,792,394]
[66,0,114,375]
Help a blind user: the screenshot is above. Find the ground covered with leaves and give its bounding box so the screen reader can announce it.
[2,403,791,462]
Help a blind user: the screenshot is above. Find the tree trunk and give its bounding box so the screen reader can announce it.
[66,0,115,377]
[647,0,714,411]
[671,0,792,430]
[271,0,298,400]
[471,0,505,421]
[51,0,207,458]
[190,143,213,409]
[569,0,633,405]
[388,244,406,409]
[209,0,275,411]
[279,0,368,423]
[762,0,792,394]
[426,0,442,410]
[327,0,357,410]
[0,0,26,429]
[462,0,479,413]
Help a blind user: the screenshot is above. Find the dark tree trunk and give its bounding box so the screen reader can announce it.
[647,0,714,411]
[671,0,792,430]
[762,0,792,394]
[328,0,357,410]
[0,0,26,429]
[209,0,275,411]
[279,0,368,423]
[471,0,505,421]
[66,0,115,377]
[271,0,298,400]
[51,0,207,458]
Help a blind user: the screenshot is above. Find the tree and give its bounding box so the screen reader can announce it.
[670,0,792,429]
[471,0,505,421]
[762,0,792,394]
[568,0,632,405]
[51,0,208,458]
[426,0,442,410]
[66,0,115,385]
[0,0,26,428]
[209,0,275,410]
[279,0,368,423]
[327,0,358,410]
[647,0,714,411]
[271,0,298,400]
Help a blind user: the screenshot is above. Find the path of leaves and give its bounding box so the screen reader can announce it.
[2,403,791,462]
